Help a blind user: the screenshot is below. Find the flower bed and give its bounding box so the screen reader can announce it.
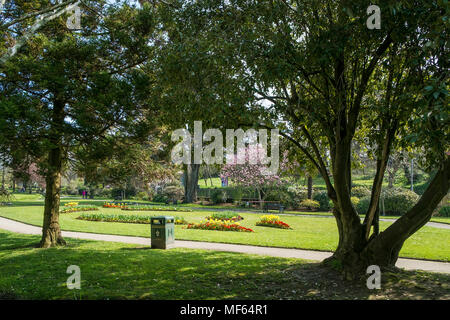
[60,205,99,214]
[65,202,79,207]
[205,211,244,221]
[121,205,192,212]
[186,219,254,232]
[256,214,291,229]
[103,202,127,208]
[77,213,189,225]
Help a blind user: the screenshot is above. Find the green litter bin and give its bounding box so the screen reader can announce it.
[151,216,175,249]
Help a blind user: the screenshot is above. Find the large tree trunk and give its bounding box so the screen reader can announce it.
[183,163,200,203]
[39,99,66,248]
[325,157,450,278]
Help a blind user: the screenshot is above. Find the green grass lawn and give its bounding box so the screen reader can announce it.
[1,230,449,300]
[198,177,225,188]
[0,200,449,261]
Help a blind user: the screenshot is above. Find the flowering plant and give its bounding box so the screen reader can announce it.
[65,202,79,207]
[60,205,99,214]
[205,211,244,221]
[256,214,291,229]
[103,202,127,209]
[186,218,253,232]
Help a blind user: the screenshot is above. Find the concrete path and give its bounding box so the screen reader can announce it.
[0,216,449,274]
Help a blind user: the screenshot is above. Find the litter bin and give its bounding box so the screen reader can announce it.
[151,216,175,249]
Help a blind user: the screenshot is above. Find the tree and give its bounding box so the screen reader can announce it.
[169,0,449,277]
[221,144,284,207]
[75,127,178,198]
[0,0,81,64]
[0,1,159,247]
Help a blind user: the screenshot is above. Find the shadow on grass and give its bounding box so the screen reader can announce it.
[0,231,448,300]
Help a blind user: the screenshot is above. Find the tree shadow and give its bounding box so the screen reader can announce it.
[0,231,448,300]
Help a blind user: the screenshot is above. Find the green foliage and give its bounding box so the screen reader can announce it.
[152,194,168,203]
[135,191,149,201]
[210,189,228,204]
[437,206,450,217]
[60,205,99,214]
[413,180,431,195]
[356,196,371,215]
[351,186,371,199]
[77,213,188,225]
[162,185,184,202]
[206,211,244,221]
[122,205,192,212]
[313,191,332,211]
[357,188,419,216]
[382,188,419,216]
[0,188,12,204]
[351,197,360,207]
[299,199,320,210]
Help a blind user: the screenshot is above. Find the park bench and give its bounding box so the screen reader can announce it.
[263,202,285,214]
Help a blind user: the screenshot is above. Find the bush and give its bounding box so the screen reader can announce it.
[152,194,168,203]
[383,188,419,216]
[163,185,184,202]
[351,197,360,207]
[412,181,430,195]
[313,191,332,211]
[351,186,371,199]
[210,189,228,204]
[135,191,148,201]
[299,199,320,210]
[438,206,450,217]
[357,188,419,216]
[356,196,371,214]
[286,184,308,206]
[264,189,295,208]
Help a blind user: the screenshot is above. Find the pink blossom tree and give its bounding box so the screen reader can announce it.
[220,144,287,207]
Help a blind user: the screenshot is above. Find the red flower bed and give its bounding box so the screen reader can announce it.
[185,219,254,232]
[256,220,291,229]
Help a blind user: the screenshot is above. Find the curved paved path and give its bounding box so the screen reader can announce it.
[0,216,449,274]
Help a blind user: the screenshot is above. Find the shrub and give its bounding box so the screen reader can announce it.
[264,189,295,208]
[383,188,419,216]
[135,191,148,201]
[351,186,371,199]
[438,206,450,217]
[356,196,370,214]
[351,197,360,207]
[122,205,192,212]
[356,188,419,216]
[0,188,12,204]
[77,213,189,225]
[413,181,430,195]
[299,199,320,210]
[152,193,168,203]
[313,191,332,211]
[210,189,228,204]
[163,185,184,202]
